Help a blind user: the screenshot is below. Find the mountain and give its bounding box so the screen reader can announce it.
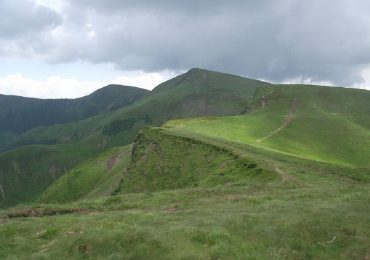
[17,111,369,259]
[0,68,369,259]
[6,68,270,151]
[165,84,370,167]
[36,70,369,205]
[0,68,270,207]
[40,83,370,204]
[1,68,369,208]
[0,84,148,149]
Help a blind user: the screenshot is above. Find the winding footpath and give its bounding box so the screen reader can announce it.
[256,98,297,142]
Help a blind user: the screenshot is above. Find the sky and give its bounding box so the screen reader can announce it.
[0,0,370,98]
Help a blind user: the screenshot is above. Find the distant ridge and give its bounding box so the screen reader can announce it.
[0,84,149,135]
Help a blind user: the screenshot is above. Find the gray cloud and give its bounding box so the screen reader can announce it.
[1,0,370,86]
[0,0,61,38]
[0,0,61,58]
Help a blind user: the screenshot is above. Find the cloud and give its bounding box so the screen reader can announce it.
[353,67,370,90]
[0,72,172,99]
[111,71,174,90]
[1,0,370,87]
[0,0,61,58]
[0,0,61,38]
[0,74,102,98]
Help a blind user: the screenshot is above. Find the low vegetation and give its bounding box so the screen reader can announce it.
[0,68,369,259]
[40,145,132,204]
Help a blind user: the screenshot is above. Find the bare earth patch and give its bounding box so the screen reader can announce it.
[257,98,297,142]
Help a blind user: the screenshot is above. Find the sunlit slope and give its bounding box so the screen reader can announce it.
[165,85,370,167]
[40,145,132,204]
[2,123,368,259]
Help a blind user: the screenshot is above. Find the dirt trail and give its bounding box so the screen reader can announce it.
[256,98,297,142]
[258,89,275,111]
[106,154,119,172]
[6,207,89,218]
[200,69,207,82]
[260,96,267,110]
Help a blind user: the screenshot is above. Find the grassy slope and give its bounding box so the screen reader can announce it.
[0,85,148,134]
[0,69,270,207]
[40,145,132,204]
[0,132,17,150]
[118,127,274,193]
[1,85,148,152]
[10,68,269,150]
[0,133,111,207]
[0,125,369,259]
[0,70,369,258]
[37,126,275,205]
[165,84,370,168]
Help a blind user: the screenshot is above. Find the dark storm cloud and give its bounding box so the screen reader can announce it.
[0,0,61,38]
[2,0,370,86]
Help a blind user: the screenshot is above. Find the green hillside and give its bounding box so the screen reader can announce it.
[165,84,370,168]
[8,68,269,151]
[0,144,92,207]
[0,129,115,207]
[118,127,274,193]
[0,84,148,150]
[1,68,369,259]
[40,145,132,204]
[0,68,270,207]
[37,126,274,205]
[0,121,369,259]
[2,69,370,209]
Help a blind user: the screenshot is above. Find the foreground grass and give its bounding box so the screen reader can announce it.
[1,167,369,259]
[1,125,368,259]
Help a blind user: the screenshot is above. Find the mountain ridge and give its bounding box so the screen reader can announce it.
[0,84,148,135]
[0,68,369,208]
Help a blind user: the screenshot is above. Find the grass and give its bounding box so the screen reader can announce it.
[0,124,369,259]
[0,68,271,207]
[40,145,132,204]
[0,170,368,259]
[0,85,148,139]
[9,68,268,151]
[0,134,108,207]
[0,69,369,258]
[165,84,370,167]
[118,127,274,193]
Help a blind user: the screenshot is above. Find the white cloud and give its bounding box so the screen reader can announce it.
[353,66,370,90]
[281,76,334,87]
[279,65,370,90]
[0,74,102,98]
[111,71,176,89]
[35,0,65,12]
[0,71,173,99]
[1,67,367,100]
